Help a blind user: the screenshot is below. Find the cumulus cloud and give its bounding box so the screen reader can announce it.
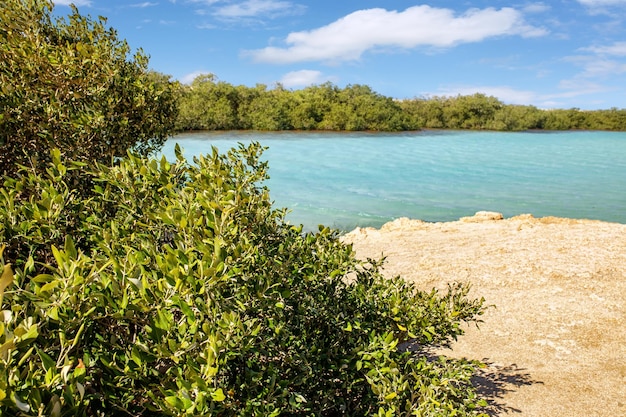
[52,0,92,5]
[279,70,335,87]
[213,0,305,19]
[244,6,547,64]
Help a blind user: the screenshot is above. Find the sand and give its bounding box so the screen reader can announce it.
[342,212,626,417]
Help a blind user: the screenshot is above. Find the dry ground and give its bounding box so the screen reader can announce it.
[343,212,626,417]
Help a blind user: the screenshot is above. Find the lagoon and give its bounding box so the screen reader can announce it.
[162,130,626,231]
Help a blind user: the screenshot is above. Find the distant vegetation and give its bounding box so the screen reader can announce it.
[176,74,626,132]
[1,1,488,416]
[400,94,626,131]
[176,74,417,132]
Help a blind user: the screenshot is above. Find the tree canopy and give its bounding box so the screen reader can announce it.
[175,77,418,132]
[175,74,626,133]
[0,0,179,177]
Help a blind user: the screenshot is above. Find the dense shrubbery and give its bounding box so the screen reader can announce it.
[176,76,418,132]
[177,75,626,132]
[0,0,179,178]
[400,94,626,131]
[0,145,487,415]
[1,3,490,415]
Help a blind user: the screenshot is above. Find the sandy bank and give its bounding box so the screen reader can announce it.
[342,212,626,417]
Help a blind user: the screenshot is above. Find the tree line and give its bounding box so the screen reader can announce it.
[175,74,417,132]
[176,74,626,132]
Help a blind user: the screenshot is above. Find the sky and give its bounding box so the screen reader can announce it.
[51,0,626,110]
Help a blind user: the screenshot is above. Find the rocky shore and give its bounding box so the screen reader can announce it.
[343,212,626,417]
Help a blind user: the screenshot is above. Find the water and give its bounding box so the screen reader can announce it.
[161,130,626,231]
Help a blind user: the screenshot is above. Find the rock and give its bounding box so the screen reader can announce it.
[460,211,504,222]
[380,217,425,232]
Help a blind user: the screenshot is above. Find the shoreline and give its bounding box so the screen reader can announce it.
[344,210,625,236]
[343,211,626,416]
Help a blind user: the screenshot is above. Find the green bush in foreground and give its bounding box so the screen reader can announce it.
[0,144,487,416]
[0,0,179,178]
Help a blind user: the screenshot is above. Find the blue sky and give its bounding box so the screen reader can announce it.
[52,0,626,109]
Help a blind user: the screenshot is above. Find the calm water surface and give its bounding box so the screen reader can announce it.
[161,130,626,231]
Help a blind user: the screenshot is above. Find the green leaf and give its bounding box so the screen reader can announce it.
[131,345,143,367]
[384,392,397,401]
[46,307,59,321]
[64,235,77,259]
[50,245,65,268]
[211,388,226,402]
[0,263,14,302]
[39,280,59,294]
[18,323,39,344]
[165,396,184,410]
[38,348,56,372]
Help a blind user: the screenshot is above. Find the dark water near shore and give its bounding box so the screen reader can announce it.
[162,130,626,231]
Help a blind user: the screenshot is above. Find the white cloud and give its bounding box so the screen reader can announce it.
[279,70,335,88]
[577,0,626,15]
[577,0,626,5]
[567,42,626,78]
[52,0,92,6]
[583,59,626,77]
[245,6,547,64]
[214,0,305,19]
[197,22,217,29]
[179,71,212,84]
[130,2,159,7]
[523,3,551,13]
[581,41,626,56]
[188,0,221,4]
[557,79,609,94]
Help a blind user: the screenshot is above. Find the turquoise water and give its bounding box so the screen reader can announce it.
[161,130,626,231]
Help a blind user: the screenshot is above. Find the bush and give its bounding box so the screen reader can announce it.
[0,0,178,178]
[0,144,486,416]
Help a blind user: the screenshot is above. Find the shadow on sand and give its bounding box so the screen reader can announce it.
[472,360,541,415]
[399,342,542,415]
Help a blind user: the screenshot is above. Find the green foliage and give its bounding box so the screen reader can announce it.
[401,94,626,131]
[0,0,179,178]
[176,73,626,132]
[400,95,545,131]
[1,145,487,416]
[176,76,418,132]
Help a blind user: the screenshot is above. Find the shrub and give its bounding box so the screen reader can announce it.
[0,144,486,416]
[0,0,178,178]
